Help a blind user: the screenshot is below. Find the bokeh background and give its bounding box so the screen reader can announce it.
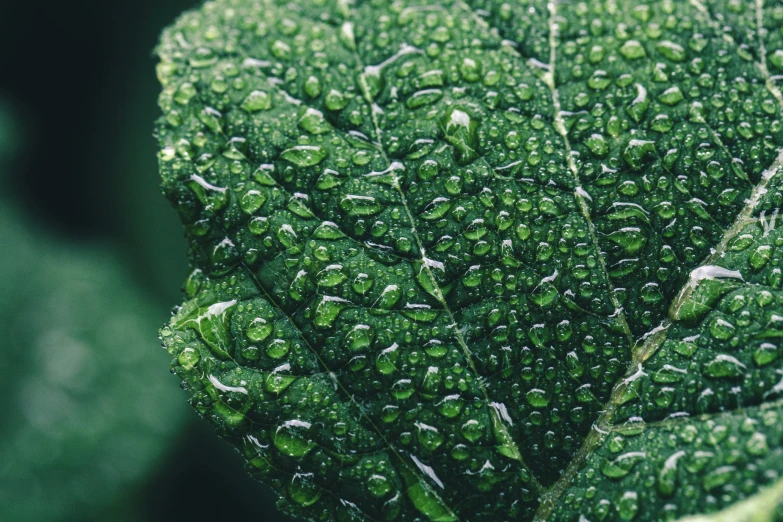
[0,1,290,520]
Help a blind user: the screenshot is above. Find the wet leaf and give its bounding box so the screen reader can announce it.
[155,0,783,520]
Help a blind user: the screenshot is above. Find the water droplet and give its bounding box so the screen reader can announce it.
[657,40,686,62]
[746,432,769,456]
[325,89,348,111]
[525,388,548,408]
[607,227,647,254]
[585,133,609,157]
[616,491,639,520]
[340,194,383,216]
[460,57,482,82]
[750,245,772,270]
[461,419,484,442]
[376,343,399,375]
[242,90,272,112]
[651,364,687,383]
[267,338,290,359]
[442,108,479,165]
[345,324,373,352]
[288,475,321,506]
[313,221,345,240]
[623,139,656,169]
[702,465,735,491]
[377,284,401,309]
[709,318,735,340]
[367,474,393,497]
[178,346,200,371]
[274,419,314,457]
[407,89,443,109]
[280,145,327,167]
[601,452,646,479]
[626,83,649,122]
[753,343,778,367]
[316,264,347,287]
[657,450,685,497]
[247,317,273,342]
[265,373,297,394]
[313,296,349,329]
[352,273,373,294]
[418,159,439,180]
[298,108,331,134]
[240,188,266,214]
[620,40,646,60]
[416,422,445,451]
[436,394,464,418]
[421,197,453,221]
[658,86,684,106]
[703,354,746,379]
[305,75,321,98]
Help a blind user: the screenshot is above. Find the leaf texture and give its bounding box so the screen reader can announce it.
[155,0,783,520]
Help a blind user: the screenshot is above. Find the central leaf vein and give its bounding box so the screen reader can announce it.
[347,0,543,496]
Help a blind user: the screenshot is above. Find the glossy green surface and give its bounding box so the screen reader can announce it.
[155,0,783,519]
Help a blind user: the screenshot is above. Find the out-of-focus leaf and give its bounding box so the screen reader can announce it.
[0,103,14,162]
[0,98,20,175]
[0,201,187,521]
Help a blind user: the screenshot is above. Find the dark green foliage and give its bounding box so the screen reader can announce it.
[0,202,186,521]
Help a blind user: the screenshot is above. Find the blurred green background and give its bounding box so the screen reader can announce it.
[0,1,290,520]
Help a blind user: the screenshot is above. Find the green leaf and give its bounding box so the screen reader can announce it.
[0,203,187,521]
[155,0,783,520]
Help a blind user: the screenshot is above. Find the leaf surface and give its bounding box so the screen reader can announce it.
[155,0,783,519]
